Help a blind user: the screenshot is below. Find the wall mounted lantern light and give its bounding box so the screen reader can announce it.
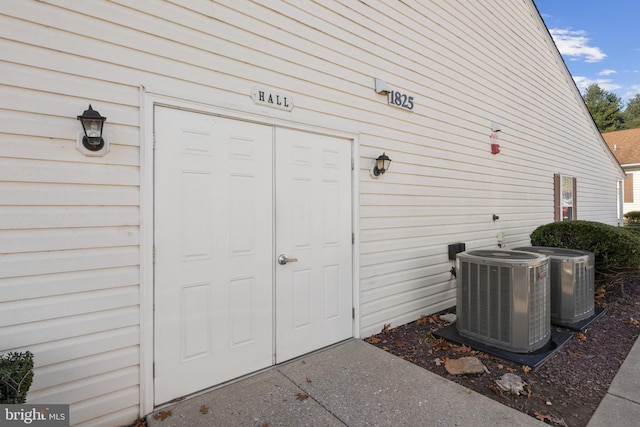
[77,104,109,156]
[370,152,391,178]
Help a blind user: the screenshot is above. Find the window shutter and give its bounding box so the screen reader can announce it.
[624,174,634,203]
[554,173,560,221]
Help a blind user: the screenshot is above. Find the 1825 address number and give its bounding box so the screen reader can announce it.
[387,90,414,110]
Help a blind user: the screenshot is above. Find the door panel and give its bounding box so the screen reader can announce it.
[275,128,353,363]
[154,107,273,404]
[154,108,353,403]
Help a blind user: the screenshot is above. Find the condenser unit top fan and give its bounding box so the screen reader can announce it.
[456,250,551,353]
[464,250,542,260]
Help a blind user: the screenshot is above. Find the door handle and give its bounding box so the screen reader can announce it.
[278,254,298,265]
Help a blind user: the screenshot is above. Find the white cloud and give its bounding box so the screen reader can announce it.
[573,76,622,93]
[622,86,640,101]
[599,69,617,76]
[549,28,606,63]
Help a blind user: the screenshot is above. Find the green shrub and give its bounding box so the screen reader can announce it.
[0,351,34,404]
[624,210,640,224]
[530,220,640,274]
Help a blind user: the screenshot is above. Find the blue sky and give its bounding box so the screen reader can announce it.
[534,0,640,104]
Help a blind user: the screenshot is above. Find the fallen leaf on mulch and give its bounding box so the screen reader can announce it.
[381,324,391,333]
[534,411,552,422]
[522,365,531,373]
[626,318,640,326]
[434,338,450,351]
[200,405,209,414]
[416,315,429,325]
[296,392,309,401]
[153,410,172,421]
[576,332,587,341]
[456,345,472,354]
[367,336,381,344]
[488,384,502,395]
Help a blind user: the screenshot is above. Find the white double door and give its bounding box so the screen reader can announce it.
[153,107,353,404]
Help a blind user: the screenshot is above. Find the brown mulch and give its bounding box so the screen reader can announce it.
[365,281,640,427]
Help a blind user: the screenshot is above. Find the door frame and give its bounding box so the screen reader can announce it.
[139,89,361,415]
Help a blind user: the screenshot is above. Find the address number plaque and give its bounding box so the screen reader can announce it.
[387,90,414,111]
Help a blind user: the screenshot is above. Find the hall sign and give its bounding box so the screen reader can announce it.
[251,87,294,111]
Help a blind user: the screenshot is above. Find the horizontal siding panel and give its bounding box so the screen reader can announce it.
[361,276,453,304]
[73,388,139,427]
[360,233,533,259]
[0,307,139,350]
[0,267,139,303]
[0,61,138,107]
[360,260,450,286]
[27,366,139,409]
[0,84,140,133]
[0,158,139,186]
[0,206,139,230]
[362,279,454,311]
[23,326,139,367]
[0,227,139,254]
[361,290,456,337]
[0,182,139,206]
[0,247,140,278]
[0,286,139,327]
[360,250,450,276]
[32,347,139,391]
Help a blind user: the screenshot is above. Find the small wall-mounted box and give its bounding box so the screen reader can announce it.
[448,242,466,260]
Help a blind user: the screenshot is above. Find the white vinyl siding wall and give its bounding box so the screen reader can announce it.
[0,1,623,425]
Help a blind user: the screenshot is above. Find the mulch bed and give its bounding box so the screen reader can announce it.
[365,281,640,427]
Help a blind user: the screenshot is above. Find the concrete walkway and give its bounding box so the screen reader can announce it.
[146,339,545,427]
[146,335,640,427]
[587,335,640,427]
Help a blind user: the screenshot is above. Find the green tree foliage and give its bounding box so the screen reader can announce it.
[623,94,640,129]
[582,84,624,132]
[0,351,34,404]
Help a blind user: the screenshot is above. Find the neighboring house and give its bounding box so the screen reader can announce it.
[602,128,640,214]
[0,1,624,425]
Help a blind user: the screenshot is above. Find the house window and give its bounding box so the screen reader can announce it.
[554,174,577,221]
[624,173,634,203]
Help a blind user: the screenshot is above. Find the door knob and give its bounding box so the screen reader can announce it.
[278,254,298,265]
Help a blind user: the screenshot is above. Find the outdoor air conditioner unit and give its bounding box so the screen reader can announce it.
[513,247,594,326]
[456,250,551,353]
